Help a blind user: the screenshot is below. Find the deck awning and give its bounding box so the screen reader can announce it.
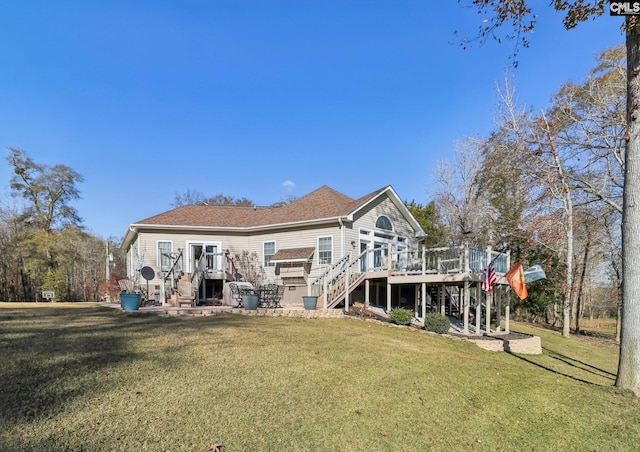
[271,247,315,263]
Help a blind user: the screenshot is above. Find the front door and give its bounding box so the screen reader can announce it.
[187,241,221,273]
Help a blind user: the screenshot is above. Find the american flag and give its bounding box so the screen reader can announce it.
[482,262,496,293]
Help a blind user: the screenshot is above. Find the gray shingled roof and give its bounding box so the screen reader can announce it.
[133,185,387,228]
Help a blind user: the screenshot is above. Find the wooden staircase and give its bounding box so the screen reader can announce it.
[311,253,368,309]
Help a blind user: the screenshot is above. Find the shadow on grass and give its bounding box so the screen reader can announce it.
[543,347,617,379]
[506,347,617,387]
[0,306,256,428]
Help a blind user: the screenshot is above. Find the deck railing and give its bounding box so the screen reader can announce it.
[308,244,510,308]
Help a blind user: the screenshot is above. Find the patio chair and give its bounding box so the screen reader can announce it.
[260,284,278,308]
[272,285,284,308]
[118,279,135,293]
[177,281,196,307]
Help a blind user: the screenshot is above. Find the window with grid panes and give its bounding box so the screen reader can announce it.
[318,236,332,265]
[264,241,276,267]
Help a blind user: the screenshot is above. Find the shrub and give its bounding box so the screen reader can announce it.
[424,313,450,334]
[389,307,414,325]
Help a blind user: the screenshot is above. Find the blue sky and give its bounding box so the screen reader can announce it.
[0,1,624,240]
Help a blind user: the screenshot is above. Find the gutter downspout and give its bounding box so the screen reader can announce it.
[338,218,345,259]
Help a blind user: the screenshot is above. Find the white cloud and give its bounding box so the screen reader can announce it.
[281,180,295,192]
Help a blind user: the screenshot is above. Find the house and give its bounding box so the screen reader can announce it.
[120,184,512,335]
[121,185,424,306]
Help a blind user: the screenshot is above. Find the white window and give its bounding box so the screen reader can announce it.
[264,241,276,267]
[157,241,173,272]
[318,236,333,265]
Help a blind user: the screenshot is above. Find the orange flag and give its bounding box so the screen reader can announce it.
[505,261,528,300]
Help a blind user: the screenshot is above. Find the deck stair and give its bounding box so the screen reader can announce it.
[311,252,371,308]
[324,272,367,308]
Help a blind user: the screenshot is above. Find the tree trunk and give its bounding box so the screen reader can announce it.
[617,18,640,395]
[575,241,590,335]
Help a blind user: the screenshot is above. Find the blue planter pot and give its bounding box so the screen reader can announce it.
[242,294,259,310]
[120,293,142,311]
[303,296,318,310]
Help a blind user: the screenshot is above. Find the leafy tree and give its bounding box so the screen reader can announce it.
[0,149,117,302]
[405,200,447,247]
[7,148,83,233]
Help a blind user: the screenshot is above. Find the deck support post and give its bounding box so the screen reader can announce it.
[345,259,350,313]
[439,284,445,316]
[160,274,166,307]
[505,289,511,333]
[421,282,427,320]
[386,280,392,312]
[365,279,370,308]
[496,288,502,332]
[463,281,470,335]
[486,290,492,335]
[475,282,482,334]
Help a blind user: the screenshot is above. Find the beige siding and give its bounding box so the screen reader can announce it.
[245,223,344,283]
[351,195,419,248]
[129,223,348,289]
[124,191,421,303]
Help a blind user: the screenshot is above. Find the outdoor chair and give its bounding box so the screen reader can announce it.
[274,285,284,308]
[260,284,278,308]
[118,279,135,293]
[177,281,196,307]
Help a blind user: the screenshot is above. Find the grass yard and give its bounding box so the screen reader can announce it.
[1,303,638,451]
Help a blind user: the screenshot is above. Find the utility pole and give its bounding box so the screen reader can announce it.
[106,241,110,282]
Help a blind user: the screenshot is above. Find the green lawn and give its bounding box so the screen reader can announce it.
[1,303,638,451]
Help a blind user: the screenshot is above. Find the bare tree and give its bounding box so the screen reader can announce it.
[173,189,254,207]
[432,138,488,245]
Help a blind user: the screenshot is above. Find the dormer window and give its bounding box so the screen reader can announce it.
[375,215,393,231]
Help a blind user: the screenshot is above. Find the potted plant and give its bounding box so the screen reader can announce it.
[302,295,318,310]
[118,279,142,311]
[242,290,260,310]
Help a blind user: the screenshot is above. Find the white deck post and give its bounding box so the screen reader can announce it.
[421,282,427,320]
[345,260,350,312]
[486,290,492,334]
[475,282,482,334]
[365,279,370,308]
[463,281,470,335]
[440,284,445,316]
[464,245,469,273]
[496,288,502,332]
[323,274,328,309]
[485,246,492,334]
[387,281,392,312]
[505,289,511,333]
[160,274,166,307]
